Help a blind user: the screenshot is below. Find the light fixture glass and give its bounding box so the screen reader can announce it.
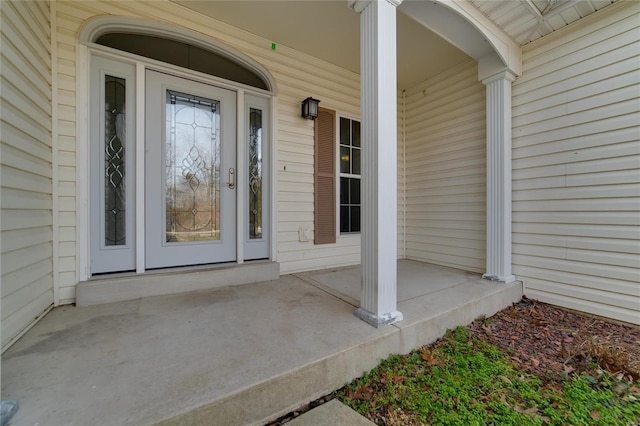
[301,97,320,120]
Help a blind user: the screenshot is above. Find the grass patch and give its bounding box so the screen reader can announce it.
[336,327,640,425]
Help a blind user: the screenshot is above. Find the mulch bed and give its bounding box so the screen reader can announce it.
[468,297,640,382]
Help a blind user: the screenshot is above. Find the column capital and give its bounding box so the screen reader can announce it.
[481,69,517,86]
[349,0,402,14]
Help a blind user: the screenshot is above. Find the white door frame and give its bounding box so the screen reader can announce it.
[78,42,276,281]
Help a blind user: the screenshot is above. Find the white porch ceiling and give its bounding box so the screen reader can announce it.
[175,0,471,89]
[471,0,618,45]
[174,0,618,89]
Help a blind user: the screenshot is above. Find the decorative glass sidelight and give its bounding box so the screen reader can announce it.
[165,90,221,242]
[104,75,127,246]
[248,108,263,239]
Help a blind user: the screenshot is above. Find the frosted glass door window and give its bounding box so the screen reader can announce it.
[165,91,221,243]
[104,75,127,246]
[248,108,263,239]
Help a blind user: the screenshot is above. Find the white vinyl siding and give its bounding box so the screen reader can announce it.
[512,1,640,325]
[53,0,362,291]
[1,0,54,349]
[398,93,406,259]
[404,60,486,272]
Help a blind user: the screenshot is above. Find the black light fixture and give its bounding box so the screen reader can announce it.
[301,97,320,120]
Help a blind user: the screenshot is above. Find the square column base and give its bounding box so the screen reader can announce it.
[482,273,516,283]
[354,308,403,328]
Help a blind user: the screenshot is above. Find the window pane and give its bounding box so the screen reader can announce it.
[350,178,360,204]
[340,117,350,147]
[352,121,360,147]
[338,118,361,234]
[340,177,349,205]
[165,90,221,243]
[248,108,263,239]
[351,206,360,233]
[340,206,349,233]
[340,146,350,174]
[352,148,361,175]
[104,75,127,246]
[96,33,269,90]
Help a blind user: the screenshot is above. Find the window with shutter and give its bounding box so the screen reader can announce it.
[314,108,336,244]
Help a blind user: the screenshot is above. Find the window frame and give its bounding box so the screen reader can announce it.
[336,114,361,236]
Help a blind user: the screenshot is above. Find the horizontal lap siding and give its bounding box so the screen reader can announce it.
[512,1,640,324]
[404,61,486,273]
[1,1,54,349]
[55,0,361,288]
[398,93,406,258]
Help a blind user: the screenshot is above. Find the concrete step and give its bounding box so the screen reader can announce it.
[156,277,522,425]
[3,262,521,426]
[76,261,279,306]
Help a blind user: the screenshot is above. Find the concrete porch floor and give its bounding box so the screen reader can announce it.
[1,260,522,426]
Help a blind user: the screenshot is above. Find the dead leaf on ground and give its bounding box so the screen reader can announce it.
[421,349,442,367]
[392,374,407,383]
[514,406,539,414]
[498,375,512,384]
[347,384,374,401]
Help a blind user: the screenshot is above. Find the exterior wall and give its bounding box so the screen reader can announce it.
[53,0,364,302]
[512,1,640,324]
[398,93,406,259]
[404,60,487,273]
[0,0,54,348]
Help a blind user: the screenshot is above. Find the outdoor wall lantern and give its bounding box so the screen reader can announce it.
[301,97,320,120]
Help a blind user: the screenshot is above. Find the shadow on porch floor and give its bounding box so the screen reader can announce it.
[1,260,521,425]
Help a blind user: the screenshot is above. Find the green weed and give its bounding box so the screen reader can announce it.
[336,326,640,425]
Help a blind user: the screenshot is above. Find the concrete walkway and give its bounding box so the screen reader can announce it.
[1,260,522,425]
[287,400,374,425]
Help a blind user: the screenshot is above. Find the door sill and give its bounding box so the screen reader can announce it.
[77,261,279,306]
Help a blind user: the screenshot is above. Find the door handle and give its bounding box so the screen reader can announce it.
[227,168,235,189]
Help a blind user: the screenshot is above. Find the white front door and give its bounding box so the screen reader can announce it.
[89,55,270,276]
[145,70,237,268]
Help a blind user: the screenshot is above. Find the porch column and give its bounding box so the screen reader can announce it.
[351,0,403,327]
[482,71,517,283]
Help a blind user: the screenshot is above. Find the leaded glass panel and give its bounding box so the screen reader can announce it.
[165,90,221,242]
[249,108,263,239]
[104,75,126,246]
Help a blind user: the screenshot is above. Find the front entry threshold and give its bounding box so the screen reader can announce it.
[76,261,280,306]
